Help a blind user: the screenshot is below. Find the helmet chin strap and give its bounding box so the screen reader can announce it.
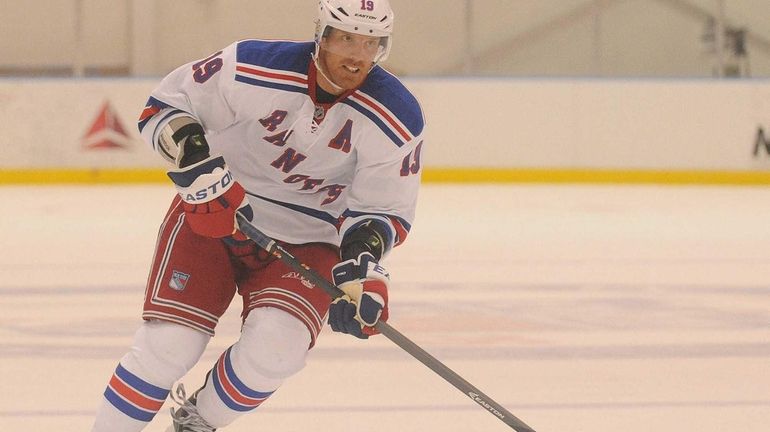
[313,55,346,94]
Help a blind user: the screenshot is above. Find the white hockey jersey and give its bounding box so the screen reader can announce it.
[138,40,425,250]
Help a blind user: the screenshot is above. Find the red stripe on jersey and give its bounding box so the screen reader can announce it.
[236,65,307,85]
[388,216,409,247]
[109,375,164,412]
[350,92,411,142]
[138,106,161,122]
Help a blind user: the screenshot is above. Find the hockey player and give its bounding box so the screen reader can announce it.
[90,0,424,430]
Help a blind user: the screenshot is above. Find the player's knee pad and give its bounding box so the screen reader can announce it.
[235,307,311,381]
[120,320,210,387]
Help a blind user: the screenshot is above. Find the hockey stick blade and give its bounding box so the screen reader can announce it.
[236,213,536,432]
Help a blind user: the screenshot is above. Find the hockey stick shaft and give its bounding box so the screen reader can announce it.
[236,213,536,432]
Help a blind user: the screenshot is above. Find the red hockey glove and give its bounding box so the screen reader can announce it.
[329,252,389,339]
[167,155,252,239]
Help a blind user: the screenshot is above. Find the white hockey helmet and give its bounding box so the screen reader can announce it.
[314,0,395,64]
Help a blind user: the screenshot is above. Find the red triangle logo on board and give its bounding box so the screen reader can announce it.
[82,101,133,150]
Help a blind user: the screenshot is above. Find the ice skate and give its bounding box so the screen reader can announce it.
[166,383,216,432]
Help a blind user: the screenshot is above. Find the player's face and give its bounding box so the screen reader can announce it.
[317,28,383,94]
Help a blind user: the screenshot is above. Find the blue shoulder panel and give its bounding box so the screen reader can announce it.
[357,67,425,138]
[235,40,314,75]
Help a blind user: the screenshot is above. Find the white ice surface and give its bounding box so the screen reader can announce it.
[1,184,769,431]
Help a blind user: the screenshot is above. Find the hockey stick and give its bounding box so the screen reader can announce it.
[235,213,536,432]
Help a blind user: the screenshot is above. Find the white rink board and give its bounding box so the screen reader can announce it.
[413,78,770,170]
[0,79,159,168]
[2,78,770,171]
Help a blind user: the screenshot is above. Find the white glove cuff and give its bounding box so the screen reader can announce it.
[168,156,235,204]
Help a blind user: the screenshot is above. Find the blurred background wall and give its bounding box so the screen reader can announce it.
[1,0,769,78]
[1,0,770,184]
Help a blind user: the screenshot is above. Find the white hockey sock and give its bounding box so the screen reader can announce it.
[195,307,311,427]
[91,320,209,432]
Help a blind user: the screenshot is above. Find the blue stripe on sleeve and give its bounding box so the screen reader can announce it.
[137,97,173,133]
[246,192,340,226]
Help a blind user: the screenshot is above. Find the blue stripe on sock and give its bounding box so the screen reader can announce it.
[104,387,156,422]
[115,364,169,400]
[211,363,253,412]
[222,348,274,399]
